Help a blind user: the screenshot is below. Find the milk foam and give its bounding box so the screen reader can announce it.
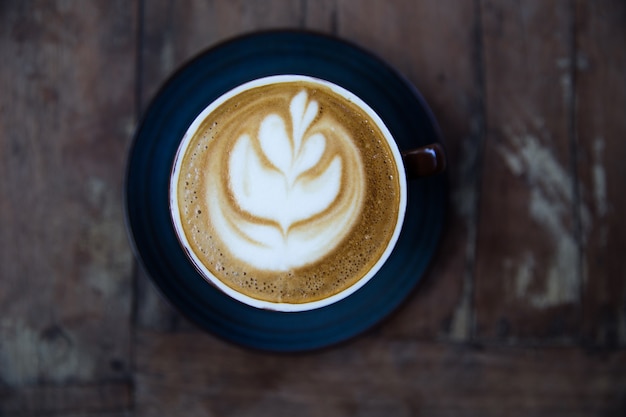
[211,91,365,271]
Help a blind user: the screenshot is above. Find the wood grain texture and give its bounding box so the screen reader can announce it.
[574,0,626,348]
[0,0,135,413]
[474,0,582,342]
[0,381,132,416]
[135,330,626,417]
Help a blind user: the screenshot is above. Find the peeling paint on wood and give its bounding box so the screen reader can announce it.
[497,134,583,308]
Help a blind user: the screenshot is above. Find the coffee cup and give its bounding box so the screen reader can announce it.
[169,75,445,312]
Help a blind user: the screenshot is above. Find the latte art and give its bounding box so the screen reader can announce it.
[218,91,365,271]
[172,76,404,308]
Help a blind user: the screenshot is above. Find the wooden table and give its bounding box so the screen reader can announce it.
[1,1,625,416]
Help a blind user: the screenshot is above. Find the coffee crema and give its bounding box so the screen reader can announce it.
[172,76,403,307]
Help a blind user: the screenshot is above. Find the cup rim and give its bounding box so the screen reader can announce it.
[169,74,407,312]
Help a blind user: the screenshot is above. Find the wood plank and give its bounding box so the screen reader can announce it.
[0,382,132,416]
[474,0,581,342]
[0,0,135,392]
[336,0,484,341]
[574,0,626,347]
[135,329,626,417]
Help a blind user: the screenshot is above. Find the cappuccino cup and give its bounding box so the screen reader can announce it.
[169,75,444,312]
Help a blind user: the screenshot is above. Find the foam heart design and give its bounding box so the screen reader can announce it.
[229,91,342,233]
[209,90,364,271]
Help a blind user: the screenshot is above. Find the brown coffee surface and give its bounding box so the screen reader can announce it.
[175,80,401,304]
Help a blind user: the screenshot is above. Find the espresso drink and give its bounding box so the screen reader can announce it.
[171,76,403,307]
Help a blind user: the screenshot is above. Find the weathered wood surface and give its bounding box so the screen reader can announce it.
[135,330,626,417]
[475,0,582,342]
[1,0,625,416]
[575,0,626,348]
[0,0,135,415]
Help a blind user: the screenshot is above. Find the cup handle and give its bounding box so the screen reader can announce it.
[401,143,447,179]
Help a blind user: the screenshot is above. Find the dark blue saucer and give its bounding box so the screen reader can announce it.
[125,30,446,352]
